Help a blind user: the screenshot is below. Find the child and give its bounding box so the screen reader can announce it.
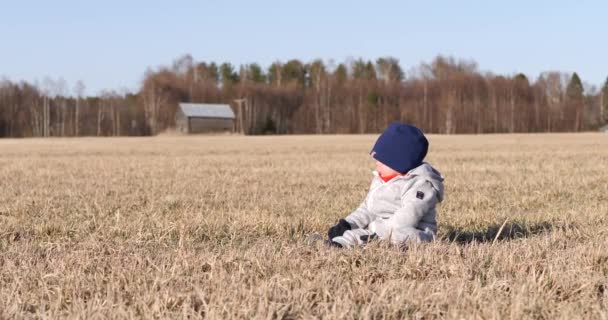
[326,122,444,248]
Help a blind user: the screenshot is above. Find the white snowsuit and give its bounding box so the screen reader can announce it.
[332,162,444,248]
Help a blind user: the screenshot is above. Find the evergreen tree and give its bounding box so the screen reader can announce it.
[308,60,326,89]
[241,63,265,84]
[334,64,347,85]
[351,59,376,80]
[282,59,306,86]
[376,57,404,83]
[566,72,584,130]
[219,62,239,87]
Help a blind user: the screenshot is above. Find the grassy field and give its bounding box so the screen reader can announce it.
[1,133,607,319]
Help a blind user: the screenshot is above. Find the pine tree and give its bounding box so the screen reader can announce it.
[219,63,239,87]
[333,64,347,85]
[242,63,265,83]
[282,59,306,86]
[566,72,584,131]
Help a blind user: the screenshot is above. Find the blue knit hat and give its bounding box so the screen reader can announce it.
[370,122,429,174]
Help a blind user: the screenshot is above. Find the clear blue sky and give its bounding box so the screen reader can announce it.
[1,0,606,95]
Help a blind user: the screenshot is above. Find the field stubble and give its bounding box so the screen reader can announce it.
[1,133,607,319]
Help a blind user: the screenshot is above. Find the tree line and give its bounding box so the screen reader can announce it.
[1,55,607,137]
[0,79,144,137]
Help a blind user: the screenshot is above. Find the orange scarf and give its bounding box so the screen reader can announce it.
[379,173,404,183]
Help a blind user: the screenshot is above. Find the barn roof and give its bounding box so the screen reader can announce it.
[178,103,235,119]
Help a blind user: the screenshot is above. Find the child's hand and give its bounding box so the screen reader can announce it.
[327,219,351,239]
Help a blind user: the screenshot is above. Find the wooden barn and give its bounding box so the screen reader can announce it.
[175,103,236,134]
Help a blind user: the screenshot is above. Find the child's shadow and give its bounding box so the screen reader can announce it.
[442,221,563,244]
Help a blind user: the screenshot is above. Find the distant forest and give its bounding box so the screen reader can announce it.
[1,55,607,137]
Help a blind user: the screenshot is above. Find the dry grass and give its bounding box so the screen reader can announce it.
[1,133,607,319]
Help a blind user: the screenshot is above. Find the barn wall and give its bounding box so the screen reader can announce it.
[189,117,234,133]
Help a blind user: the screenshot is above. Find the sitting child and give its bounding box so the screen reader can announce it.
[327,122,444,248]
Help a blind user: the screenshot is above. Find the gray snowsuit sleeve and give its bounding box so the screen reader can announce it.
[372,180,439,244]
[343,178,378,229]
[343,201,374,229]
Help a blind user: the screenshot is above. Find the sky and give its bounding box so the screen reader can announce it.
[1,0,606,96]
